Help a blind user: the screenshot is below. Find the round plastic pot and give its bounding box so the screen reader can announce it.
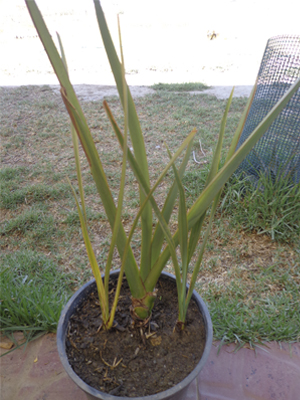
[57,270,213,400]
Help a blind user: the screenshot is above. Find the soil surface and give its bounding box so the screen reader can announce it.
[66,275,206,397]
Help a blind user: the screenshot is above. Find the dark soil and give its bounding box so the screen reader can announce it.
[66,274,206,397]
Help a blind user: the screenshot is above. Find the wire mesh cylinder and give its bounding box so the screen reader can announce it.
[236,35,300,185]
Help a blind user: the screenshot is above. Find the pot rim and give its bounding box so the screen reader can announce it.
[57,270,213,400]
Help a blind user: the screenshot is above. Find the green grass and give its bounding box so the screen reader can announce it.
[0,250,74,351]
[220,172,300,243]
[182,168,210,209]
[183,168,300,244]
[0,208,54,235]
[62,207,105,226]
[151,82,210,92]
[198,257,300,344]
[182,165,300,344]
[1,85,299,347]
[0,166,30,182]
[0,180,70,209]
[0,207,63,252]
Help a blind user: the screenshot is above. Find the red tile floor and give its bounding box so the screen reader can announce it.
[1,333,299,400]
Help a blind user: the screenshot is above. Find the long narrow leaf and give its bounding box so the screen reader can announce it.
[60,89,144,297]
[187,213,206,265]
[70,124,87,221]
[103,101,196,221]
[106,16,130,328]
[208,88,234,181]
[121,177,183,313]
[56,32,87,222]
[187,88,234,263]
[225,80,257,161]
[104,101,196,292]
[104,104,196,228]
[56,32,68,72]
[185,191,221,312]
[187,77,300,230]
[105,94,193,267]
[94,0,152,279]
[178,90,233,321]
[166,145,188,321]
[104,16,128,290]
[25,0,145,299]
[68,179,109,322]
[117,152,188,307]
[151,140,193,267]
[146,76,300,291]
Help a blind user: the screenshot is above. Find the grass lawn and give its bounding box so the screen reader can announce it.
[1,85,299,349]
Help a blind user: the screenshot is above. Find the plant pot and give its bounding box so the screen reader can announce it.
[57,271,213,400]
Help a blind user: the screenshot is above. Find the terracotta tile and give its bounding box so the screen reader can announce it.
[35,375,86,400]
[242,344,300,400]
[13,384,40,400]
[29,350,65,378]
[198,342,300,400]
[185,379,198,400]
[2,335,300,400]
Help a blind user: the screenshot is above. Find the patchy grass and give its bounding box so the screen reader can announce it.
[0,181,70,209]
[195,247,300,344]
[1,85,299,345]
[151,82,210,92]
[183,169,300,243]
[220,173,300,243]
[0,250,75,342]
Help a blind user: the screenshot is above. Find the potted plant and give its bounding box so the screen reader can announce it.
[25,1,300,399]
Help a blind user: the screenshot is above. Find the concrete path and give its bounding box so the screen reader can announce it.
[1,0,299,99]
[1,333,300,400]
[48,83,252,102]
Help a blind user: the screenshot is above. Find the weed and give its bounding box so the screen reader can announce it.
[63,208,105,226]
[220,172,300,243]
[0,250,74,339]
[151,82,209,92]
[0,166,29,182]
[0,181,70,209]
[1,208,52,235]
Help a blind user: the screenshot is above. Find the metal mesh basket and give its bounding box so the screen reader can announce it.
[236,35,300,185]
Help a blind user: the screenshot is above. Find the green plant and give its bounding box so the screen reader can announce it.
[0,250,73,337]
[151,82,209,92]
[25,0,300,330]
[220,171,300,242]
[198,257,300,344]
